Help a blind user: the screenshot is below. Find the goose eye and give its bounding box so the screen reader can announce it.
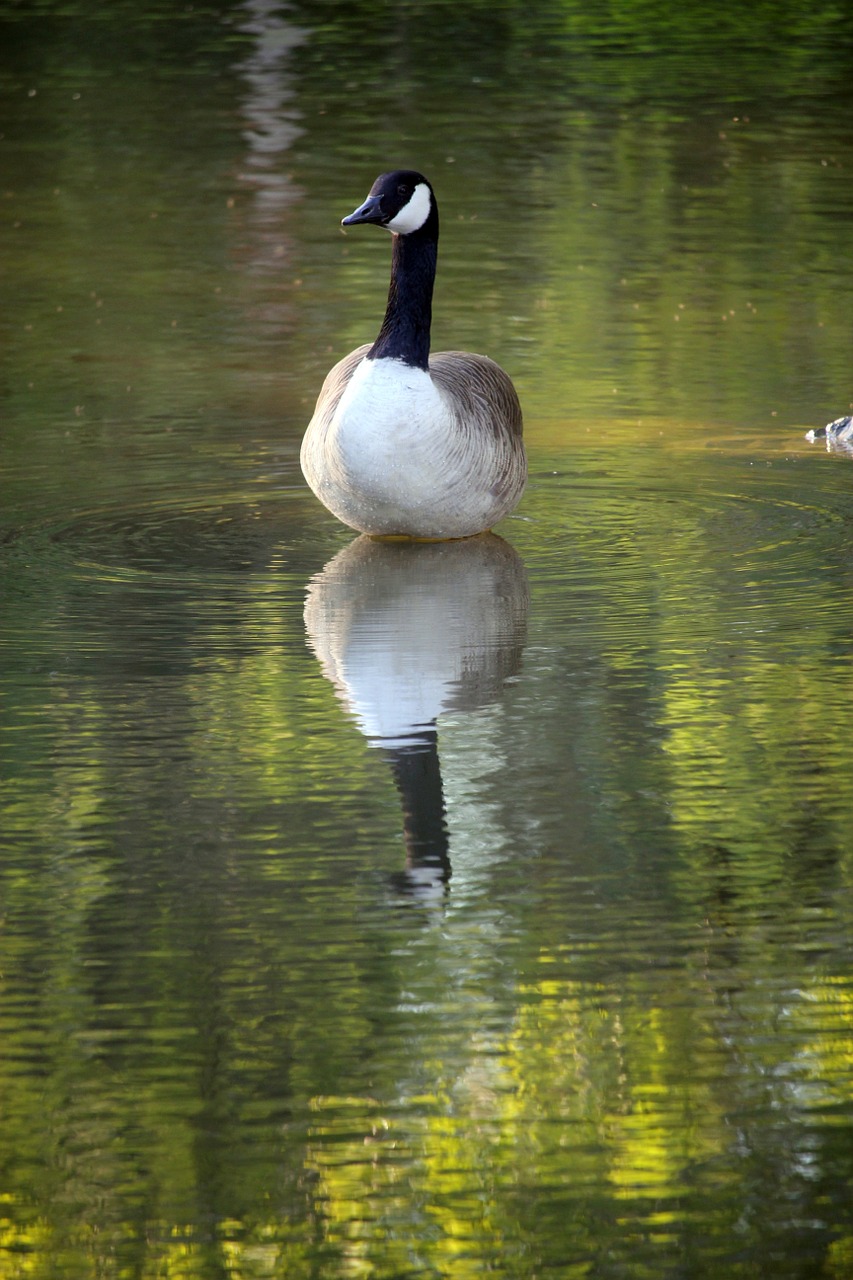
[397,184,410,196]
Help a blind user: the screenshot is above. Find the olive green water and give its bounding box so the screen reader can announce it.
[3,2,853,1276]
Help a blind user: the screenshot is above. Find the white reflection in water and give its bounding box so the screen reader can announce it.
[237,0,307,213]
[234,0,308,314]
[304,534,529,897]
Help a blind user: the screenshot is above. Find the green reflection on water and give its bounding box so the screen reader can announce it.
[2,0,853,1276]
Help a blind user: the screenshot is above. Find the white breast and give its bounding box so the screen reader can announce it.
[336,356,444,452]
[303,356,472,537]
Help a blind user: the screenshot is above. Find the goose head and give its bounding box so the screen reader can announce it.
[342,170,437,237]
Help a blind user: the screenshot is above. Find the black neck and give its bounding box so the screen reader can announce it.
[369,224,439,370]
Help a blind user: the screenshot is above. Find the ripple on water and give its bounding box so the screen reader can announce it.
[517,439,853,650]
[0,495,323,674]
[46,500,312,580]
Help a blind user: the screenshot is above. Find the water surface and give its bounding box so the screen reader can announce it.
[2,2,853,1276]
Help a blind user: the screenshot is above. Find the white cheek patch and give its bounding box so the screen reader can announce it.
[386,182,432,234]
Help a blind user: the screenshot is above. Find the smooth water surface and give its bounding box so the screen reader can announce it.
[3,2,853,1276]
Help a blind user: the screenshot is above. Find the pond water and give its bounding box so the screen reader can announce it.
[3,2,853,1276]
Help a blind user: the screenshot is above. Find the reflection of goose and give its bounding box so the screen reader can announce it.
[304,534,529,895]
[385,734,451,896]
[232,1,306,333]
[301,170,527,539]
[236,0,306,219]
[805,414,853,454]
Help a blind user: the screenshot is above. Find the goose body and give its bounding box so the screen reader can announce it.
[301,170,526,539]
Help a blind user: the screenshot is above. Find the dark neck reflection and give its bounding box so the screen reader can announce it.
[384,730,450,897]
[303,532,530,905]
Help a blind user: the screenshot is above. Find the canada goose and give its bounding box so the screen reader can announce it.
[300,170,527,539]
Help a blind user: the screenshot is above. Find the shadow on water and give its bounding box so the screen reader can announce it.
[303,533,529,899]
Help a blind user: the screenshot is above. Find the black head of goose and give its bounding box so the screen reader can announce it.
[300,170,527,540]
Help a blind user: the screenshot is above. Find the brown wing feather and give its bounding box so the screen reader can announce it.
[428,351,523,441]
[310,343,372,430]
